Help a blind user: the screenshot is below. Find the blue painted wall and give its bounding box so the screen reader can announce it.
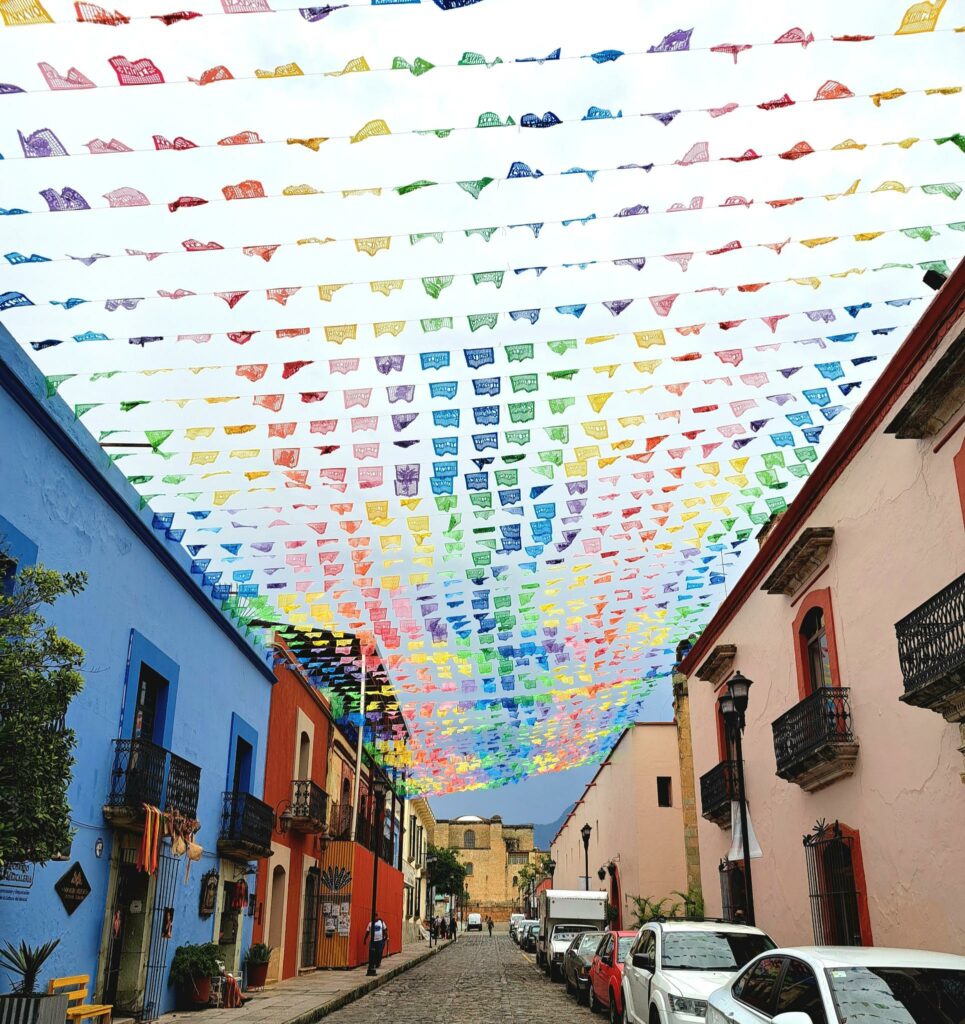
[0,326,275,1014]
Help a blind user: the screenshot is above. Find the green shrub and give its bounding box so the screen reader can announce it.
[169,943,220,988]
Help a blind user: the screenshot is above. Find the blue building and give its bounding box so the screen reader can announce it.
[0,326,276,1019]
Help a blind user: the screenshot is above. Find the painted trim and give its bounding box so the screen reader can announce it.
[955,434,965,529]
[120,629,181,748]
[680,262,965,678]
[0,513,39,577]
[0,343,275,685]
[227,713,259,793]
[791,589,842,702]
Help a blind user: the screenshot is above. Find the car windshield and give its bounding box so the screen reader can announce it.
[617,937,634,961]
[660,931,775,971]
[554,925,592,941]
[827,966,965,1024]
[579,934,602,954]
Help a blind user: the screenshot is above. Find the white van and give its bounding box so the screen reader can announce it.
[467,912,483,931]
[509,913,525,941]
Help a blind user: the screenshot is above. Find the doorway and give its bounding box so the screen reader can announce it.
[300,869,320,969]
[217,878,243,972]
[267,865,286,982]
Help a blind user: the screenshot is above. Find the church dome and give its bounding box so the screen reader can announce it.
[454,815,485,823]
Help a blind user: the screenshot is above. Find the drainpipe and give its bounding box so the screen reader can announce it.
[350,650,367,843]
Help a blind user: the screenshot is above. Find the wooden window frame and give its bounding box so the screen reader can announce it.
[792,588,842,701]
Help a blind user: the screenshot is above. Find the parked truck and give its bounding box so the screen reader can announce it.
[536,889,608,980]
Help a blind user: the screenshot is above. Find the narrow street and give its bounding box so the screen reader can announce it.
[325,934,593,1024]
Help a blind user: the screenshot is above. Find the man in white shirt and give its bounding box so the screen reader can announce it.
[365,913,388,972]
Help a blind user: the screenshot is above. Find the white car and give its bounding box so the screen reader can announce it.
[510,913,525,942]
[622,921,776,1024]
[706,945,965,1024]
[466,912,483,931]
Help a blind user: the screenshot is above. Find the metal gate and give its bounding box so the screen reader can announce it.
[718,859,746,923]
[301,868,320,968]
[803,821,863,946]
[142,846,178,1022]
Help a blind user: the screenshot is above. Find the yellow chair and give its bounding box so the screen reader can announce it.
[47,976,112,1024]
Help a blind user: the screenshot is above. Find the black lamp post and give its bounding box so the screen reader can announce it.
[719,671,755,926]
[426,852,437,945]
[580,823,592,891]
[547,858,557,887]
[366,775,389,976]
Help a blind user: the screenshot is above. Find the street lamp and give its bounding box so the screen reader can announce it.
[547,858,557,887]
[580,823,592,891]
[366,775,389,976]
[719,670,756,926]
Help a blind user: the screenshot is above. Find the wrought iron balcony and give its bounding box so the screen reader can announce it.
[104,739,202,823]
[105,739,167,818]
[700,760,738,827]
[772,687,858,792]
[896,572,965,723]
[217,790,274,860]
[165,752,202,818]
[328,801,353,840]
[289,779,329,833]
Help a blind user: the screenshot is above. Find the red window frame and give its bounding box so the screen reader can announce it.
[792,589,842,701]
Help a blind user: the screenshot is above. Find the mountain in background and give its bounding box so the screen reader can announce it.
[534,803,574,850]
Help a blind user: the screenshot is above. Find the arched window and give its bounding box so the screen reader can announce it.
[801,608,832,691]
[465,862,474,876]
[792,589,841,700]
[463,829,476,849]
[512,875,518,887]
[297,731,311,779]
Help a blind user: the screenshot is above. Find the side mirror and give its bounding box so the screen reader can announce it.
[631,953,651,971]
[773,1014,814,1024]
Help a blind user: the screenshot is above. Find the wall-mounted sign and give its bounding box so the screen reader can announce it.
[54,862,91,916]
[0,862,35,903]
[199,870,219,919]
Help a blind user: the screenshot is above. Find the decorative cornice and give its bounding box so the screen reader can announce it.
[761,527,835,597]
[885,328,965,438]
[695,644,737,685]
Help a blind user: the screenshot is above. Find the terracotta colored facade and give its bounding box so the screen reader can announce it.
[253,647,334,982]
[680,265,965,952]
[550,724,689,928]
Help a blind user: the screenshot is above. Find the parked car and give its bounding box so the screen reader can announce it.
[706,945,965,1024]
[466,913,483,932]
[564,931,605,1003]
[588,931,637,1022]
[622,920,776,1024]
[510,913,525,942]
[522,921,541,953]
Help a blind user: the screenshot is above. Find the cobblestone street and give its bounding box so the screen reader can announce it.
[325,934,594,1024]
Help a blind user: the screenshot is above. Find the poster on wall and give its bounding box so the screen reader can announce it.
[337,899,351,938]
[323,901,336,937]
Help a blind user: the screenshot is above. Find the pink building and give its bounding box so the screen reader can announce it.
[550,724,689,929]
[680,263,965,951]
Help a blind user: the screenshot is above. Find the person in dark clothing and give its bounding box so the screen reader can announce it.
[365,914,388,970]
[448,914,457,940]
[487,916,494,937]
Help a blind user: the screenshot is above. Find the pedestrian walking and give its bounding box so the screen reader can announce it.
[487,915,494,937]
[365,913,388,971]
[448,914,456,940]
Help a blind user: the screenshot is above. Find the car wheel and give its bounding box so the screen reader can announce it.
[609,992,623,1024]
[649,1007,661,1024]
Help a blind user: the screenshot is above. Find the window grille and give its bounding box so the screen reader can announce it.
[719,859,746,923]
[803,820,865,945]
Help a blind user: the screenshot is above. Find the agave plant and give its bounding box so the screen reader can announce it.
[0,939,61,995]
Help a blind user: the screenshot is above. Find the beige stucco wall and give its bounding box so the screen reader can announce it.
[688,312,965,951]
[550,724,689,926]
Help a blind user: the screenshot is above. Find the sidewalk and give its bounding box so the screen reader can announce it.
[157,940,452,1024]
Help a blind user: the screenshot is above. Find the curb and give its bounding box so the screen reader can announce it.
[282,940,454,1024]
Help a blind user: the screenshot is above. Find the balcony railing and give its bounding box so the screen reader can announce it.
[700,760,738,827]
[772,687,858,792]
[326,801,395,863]
[217,790,274,860]
[166,752,202,817]
[896,572,965,723]
[289,779,329,833]
[329,801,353,840]
[104,739,201,821]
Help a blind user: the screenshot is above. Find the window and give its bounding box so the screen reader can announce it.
[775,958,828,1024]
[512,875,517,887]
[792,589,840,700]
[463,829,476,849]
[661,931,775,972]
[719,859,747,923]
[297,731,311,779]
[464,862,474,876]
[803,820,873,946]
[801,607,832,690]
[657,776,672,807]
[828,966,965,1023]
[733,956,784,1014]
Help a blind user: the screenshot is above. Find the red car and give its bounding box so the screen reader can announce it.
[588,930,636,1024]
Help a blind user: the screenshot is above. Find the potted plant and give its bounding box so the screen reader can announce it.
[0,939,69,1024]
[243,944,273,990]
[169,942,220,1008]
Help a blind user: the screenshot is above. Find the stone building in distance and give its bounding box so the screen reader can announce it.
[433,815,540,921]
